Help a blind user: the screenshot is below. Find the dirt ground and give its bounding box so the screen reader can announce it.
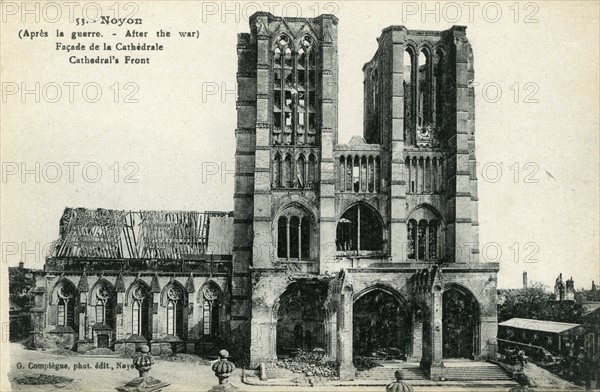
[521,362,582,390]
[2,343,583,392]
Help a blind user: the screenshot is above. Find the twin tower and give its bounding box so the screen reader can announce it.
[231,12,497,378]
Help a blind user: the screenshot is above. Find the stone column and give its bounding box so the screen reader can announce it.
[249,305,276,367]
[150,292,160,354]
[337,287,355,380]
[387,27,408,262]
[79,292,87,341]
[116,291,125,340]
[411,316,423,361]
[429,286,444,380]
[326,307,337,360]
[30,285,46,348]
[318,16,338,273]
[449,25,474,263]
[479,316,498,360]
[251,13,274,269]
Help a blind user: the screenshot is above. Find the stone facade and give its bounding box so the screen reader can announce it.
[29,210,234,357]
[28,12,499,381]
[232,12,499,380]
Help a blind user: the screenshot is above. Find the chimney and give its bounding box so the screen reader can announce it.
[523,272,528,288]
[566,276,575,301]
[593,281,597,291]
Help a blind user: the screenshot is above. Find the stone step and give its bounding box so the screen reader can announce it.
[356,367,427,381]
[441,367,512,381]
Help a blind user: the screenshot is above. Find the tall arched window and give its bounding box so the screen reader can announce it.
[404,48,415,145]
[165,285,183,337]
[284,154,293,188]
[297,155,305,188]
[167,300,175,335]
[94,282,111,325]
[277,216,288,258]
[132,300,141,335]
[407,206,442,261]
[276,205,313,261]
[131,283,149,337]
[96,299,105,324]
[202,285,220,337]
[418,49,432,127]
[336,203,384,253]
[273,153,282,188]
[55,282,76,329]
[307,154,316,187]
[435,49,445,133]
[272,34,318,146]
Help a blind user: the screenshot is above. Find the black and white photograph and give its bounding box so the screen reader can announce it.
[1,1,598,391]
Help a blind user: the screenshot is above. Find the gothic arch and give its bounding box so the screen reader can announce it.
[353,283,407,305]
[434,41,449,56]
[417,42,433,56]
[407,204,444,224]
[293,33,318,50]
[407,204,444,261]
[404,41,418,56]
[273,281,327,356]
[442,282,481,358]
[442,282,482,313]
[274,202,316,260]
[160,280,187,306]
[336,202,385,252]
[197,280,224,303]
[49,277,77,305]
[198,280,224,338]
[271,33,295,51]
[273,201,317,228]
[125,279,151,306]
[88,278,115,305]
[353,284,412,358]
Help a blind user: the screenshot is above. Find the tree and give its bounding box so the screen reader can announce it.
[498,282,585,323]
[9,265,35,309]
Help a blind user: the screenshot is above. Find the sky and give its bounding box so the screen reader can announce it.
[1,1,599,290]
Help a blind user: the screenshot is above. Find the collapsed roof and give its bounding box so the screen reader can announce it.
[50,207,233,260]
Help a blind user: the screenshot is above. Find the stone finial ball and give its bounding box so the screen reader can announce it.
[218,349,229,359]
[139,344,150,354]
[394,369,404,380]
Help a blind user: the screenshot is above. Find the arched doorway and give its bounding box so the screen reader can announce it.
[275,280,326,358]
[442,286,480,359]
[353,288,410,359]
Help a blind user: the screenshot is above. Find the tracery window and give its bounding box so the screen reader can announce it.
[202,285,220,337]
[95,283,110,324]
[272,35,318,146]
[131,283,148,336]
[407,206,442,261]
[336,203,384,252]
[276,206,312,260]
[165,285,182,336]
[272,152,318,189]
[56,283,75,328]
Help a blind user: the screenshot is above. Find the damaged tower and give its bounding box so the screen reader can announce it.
[233,13,498,380]
[29,12,499,382]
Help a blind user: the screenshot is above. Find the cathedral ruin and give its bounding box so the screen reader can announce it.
[28,12,499,381]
